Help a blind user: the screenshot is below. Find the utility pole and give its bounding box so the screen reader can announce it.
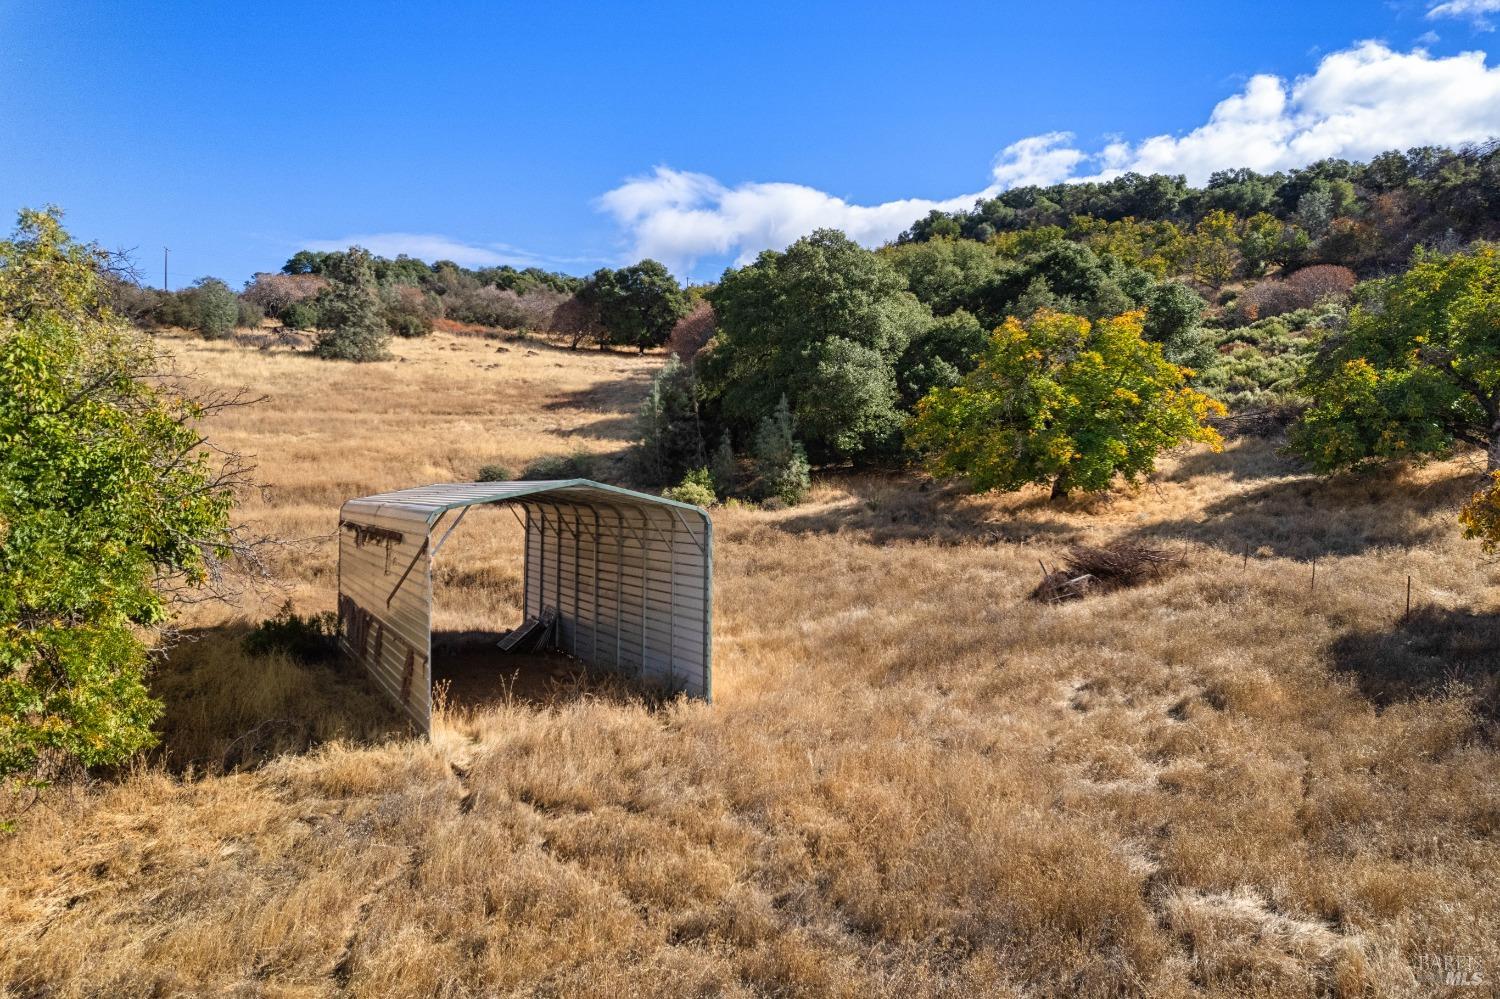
[163,247,169,291]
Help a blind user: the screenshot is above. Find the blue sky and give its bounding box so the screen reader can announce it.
[3,1,1499,286]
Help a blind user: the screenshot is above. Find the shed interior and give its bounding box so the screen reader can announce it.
[337,480,713,734]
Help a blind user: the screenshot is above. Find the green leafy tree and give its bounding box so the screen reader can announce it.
[1140,281,1213,370]
[911,310,1225,499]
[581,260,689,352]
[0,209,239,787]
[635,354,705,484]
[1289,244,1500,473]
[187,277,240,339]
[1184,209,1243,289]
[897,309,989,407]
[702,229,931,460]
[313,246,389,361]
[751,395,812,505]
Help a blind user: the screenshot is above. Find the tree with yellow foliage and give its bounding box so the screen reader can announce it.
[910,309,1225,499]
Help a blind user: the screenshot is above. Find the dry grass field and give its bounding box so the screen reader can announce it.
[1,329,1497,997]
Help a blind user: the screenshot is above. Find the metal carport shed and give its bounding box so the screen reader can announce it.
[336,479,712,734]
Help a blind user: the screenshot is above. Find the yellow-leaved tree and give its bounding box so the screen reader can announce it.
[910,309,1225,499]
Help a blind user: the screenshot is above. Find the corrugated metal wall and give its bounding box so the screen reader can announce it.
[338,482,712,735]
[519,499,710,699]
[336,506,433,731]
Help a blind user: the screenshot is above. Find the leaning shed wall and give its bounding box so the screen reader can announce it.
[337,480,712,734]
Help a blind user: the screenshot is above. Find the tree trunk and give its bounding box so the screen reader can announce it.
[1050,477,1069,501]
[1489,420,1500,473]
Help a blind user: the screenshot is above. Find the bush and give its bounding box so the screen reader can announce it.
[243,603,338,663]
[281,299,320,331]
[710,431,737,497]
[236,298,264,330]
[1236,265,1356,321]
[476,463,512,482]
[520,451,596,481]
[0,208,239,786]
[189,277,240,339]
[662,468,716,507]
[751,395,811,505]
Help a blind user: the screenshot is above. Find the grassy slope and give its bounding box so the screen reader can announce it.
[1,331,1496,998]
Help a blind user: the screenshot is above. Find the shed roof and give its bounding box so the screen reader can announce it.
[341,479,710,527]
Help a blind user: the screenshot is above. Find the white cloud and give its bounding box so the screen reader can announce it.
[304,233,562,270]
[1427,0,1500,28]
[599,42,1500,277]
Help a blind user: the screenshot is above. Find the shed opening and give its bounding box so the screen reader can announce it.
[337,480,712,734]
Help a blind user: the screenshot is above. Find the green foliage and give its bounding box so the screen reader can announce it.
[898,309,989,407]
[1139,281,1212,369]
[312,247,390,361]
[709,431,737,497]
[1460,472,1500,553]
[280,299,320,331]
[189,277,240,339]
[635,354,705,484]
[1196,305,1343,410]
[519,451,596,481]
[662,467,716,508]
[1290,245,1500,472]
[476,463,512,482]
[243,603,337,663]
[702,229,929,461]
[0,208,237,783]
[580,260,690,351]
[910,310,1225,498]
[380,286,435,338]
[751,396,812,505]
[235,297,263,330]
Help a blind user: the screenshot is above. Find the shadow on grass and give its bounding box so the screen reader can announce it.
[1327,607,1500,728]
[766,473,1082,547]
[432,630,678,714]
[1126,467,1474,559]
[150,623,408,776]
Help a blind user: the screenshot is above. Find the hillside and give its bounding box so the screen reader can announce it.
[1,331,1496,997]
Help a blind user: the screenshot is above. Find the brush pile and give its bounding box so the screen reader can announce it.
[1031,542,1183,603]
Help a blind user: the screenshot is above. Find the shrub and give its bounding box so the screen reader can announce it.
[243,603,338,663]
[1237,265,1355,321]
[520,451,596,481]
[635,354,705,485]
[663,468,716,507]
[709,431,737,497]
[382,286,434,337]
[189,277,240,339]
[281,299,320,331]
[313,246,390,361]
[476,463,512,482]
[236,298,264,330]
[0,208,239,786]
[751,395,812,505]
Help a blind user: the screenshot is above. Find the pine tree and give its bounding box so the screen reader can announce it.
[313,247,390,361]
[751,395,811,505]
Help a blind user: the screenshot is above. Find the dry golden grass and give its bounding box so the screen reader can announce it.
[1,330,1497,997]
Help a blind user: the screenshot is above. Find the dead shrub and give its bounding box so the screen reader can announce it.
[1031,542,1183,602]
[1237,265,1356,321]
[666,300,716,364]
